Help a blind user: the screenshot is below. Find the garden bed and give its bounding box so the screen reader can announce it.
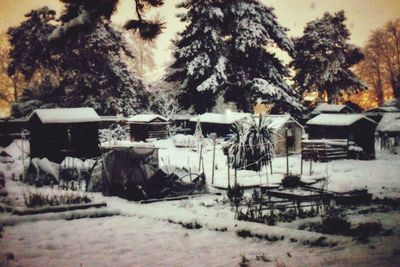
[13,201,107,216]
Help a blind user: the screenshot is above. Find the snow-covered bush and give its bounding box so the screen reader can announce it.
[98,124,130,143]
[26,158,60,186]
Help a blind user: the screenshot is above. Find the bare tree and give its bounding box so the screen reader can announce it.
[0,32,25,111]
[356,19,400,103]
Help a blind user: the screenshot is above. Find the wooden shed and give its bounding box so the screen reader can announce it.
[306,114,377,159]
[363,106,400,123]
[266,114,304,156]
[170,114,193,134]
[128,114,169,142]
[376,112,400,148]
[99,115,128,129]
[28,107,101,163]
[189,112,252,137]
[311,103,355,117]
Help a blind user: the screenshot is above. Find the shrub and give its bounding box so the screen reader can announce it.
[320,213,351,235]
[23,190,91,208]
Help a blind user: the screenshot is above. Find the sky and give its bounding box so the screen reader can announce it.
[1,0,400,81]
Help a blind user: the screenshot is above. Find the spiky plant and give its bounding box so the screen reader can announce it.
[229,114,274,171]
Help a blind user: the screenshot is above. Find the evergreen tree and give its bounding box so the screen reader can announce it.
[166,0,227,113]
[291,11,366,103]
[9,7,148,117]
[167,0,302,114]
[224,0,302,113]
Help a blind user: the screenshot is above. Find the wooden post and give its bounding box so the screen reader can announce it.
[285,127,289,175]
[211,133,216,184]
[300,152,303,175]
[198,143,203,172]
[227,154,231,188]
[234,153,238,187]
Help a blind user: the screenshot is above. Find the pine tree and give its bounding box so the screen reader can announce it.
[9,7,148,117]
[224,0,302,113]
[291,10,366,103]
[167,0,302,114]
[166,0,227,113]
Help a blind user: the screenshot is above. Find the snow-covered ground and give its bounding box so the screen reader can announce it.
[1,138,400,266]
[156,138,400,198]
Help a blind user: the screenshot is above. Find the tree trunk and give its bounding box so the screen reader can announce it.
[375,69,384,106]
[391,74,400,99]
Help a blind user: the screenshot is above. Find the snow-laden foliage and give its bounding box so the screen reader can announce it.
[9,8,148,117]
[228,114,274,171]
[291,11,366,103]
[224,0,301,114]
[167,0,302,115]
[51,0,164,41]
[166,0,227,113]
[99,124,130,143]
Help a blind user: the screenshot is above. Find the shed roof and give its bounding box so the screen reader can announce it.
[128,114,168,123]
[306,114,376,127]
[311,103,353,114]
[376,113,400,133]
[190,112,252,124]
[29,107,101,124]
[364,107,399,113]
[251,114,303,130]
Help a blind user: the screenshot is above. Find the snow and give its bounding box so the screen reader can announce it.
[31,158,60,181]
[365,107,400,113]
[376,113,400,133]
[312,103,351,114]
[1,136,400,266]
[100,141,156,149]
[307,114,376,126]
[30,107,100,124]
[190,112,252,125]
[261,114,302,130]
[127,114,168,123]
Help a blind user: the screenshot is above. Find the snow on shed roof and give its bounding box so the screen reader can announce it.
[307,114,376,126]
[252,114,303,130]
[312,103,353,114]
[365,107,399,113]
[376,113,400,132]
[190,112,252,124]
[127,114,168,123]
[30,107,100,124]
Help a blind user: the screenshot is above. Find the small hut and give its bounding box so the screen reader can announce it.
[311,103,355,117]
[376,113,400,149]
[170,114,193,134]
[266,114,304,156]
[99,115,128,129]
[306,114,377,159]
[28,107,101,163]
[128,114,169,142]
[364,107,400,123]
[189,112,252,137]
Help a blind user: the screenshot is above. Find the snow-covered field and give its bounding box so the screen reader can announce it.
[1,138,400,266]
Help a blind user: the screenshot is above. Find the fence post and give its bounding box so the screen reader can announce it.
[210,133,217,185]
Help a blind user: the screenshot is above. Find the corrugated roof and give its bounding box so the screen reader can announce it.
[307,114,376,126]
[30,107,100,124]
